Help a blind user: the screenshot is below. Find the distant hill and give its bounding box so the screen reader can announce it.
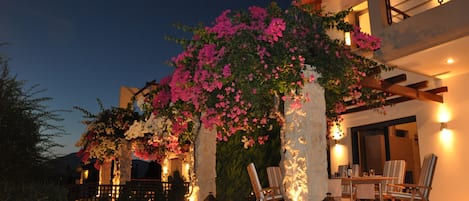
[46,154,161,183]
[47,152,82,184]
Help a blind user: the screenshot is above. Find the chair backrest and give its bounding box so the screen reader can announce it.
[338,165,348,177]
[417,153,438,199]
[337,165,351,194]
[266,166,283,196]
[382,160,406,192]
[247,163,264,200]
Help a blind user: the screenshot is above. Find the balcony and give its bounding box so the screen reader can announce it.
[385,0,450,25]
[365,0,469,78]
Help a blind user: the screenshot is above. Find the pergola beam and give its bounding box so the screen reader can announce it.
[407,80,428,89]
[384,74,407,84]
[360,76,444,103]
[342,86,448,114]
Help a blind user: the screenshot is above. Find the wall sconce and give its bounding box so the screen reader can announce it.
[329,123,345,143]
[440,122,448,131]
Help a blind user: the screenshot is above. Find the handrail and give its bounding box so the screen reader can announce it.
[385,0,448,25]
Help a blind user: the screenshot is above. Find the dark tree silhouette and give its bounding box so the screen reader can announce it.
[0,56,66,181]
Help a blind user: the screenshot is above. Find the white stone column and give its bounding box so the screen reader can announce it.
[194,124,217,200]
[281,68,328,200]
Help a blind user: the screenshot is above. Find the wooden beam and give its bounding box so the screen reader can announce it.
[342,87,448,114]
[384,74,407,84]
[406,81,428,89]
[426,86,448,94]
[360,77,444,103]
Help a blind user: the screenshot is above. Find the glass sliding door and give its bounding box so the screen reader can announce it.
[351,116,420,183]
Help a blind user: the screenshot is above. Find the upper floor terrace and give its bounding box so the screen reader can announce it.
[341,0,469,79]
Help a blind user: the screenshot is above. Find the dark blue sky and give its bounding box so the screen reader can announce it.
[0,0,291,156]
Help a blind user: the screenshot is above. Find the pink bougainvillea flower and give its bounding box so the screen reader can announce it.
[351,25,381,51]
[160,75,172,85]
[222,64,232,77]
[260,18,286,44]
[290,100,303,110]
[249,6,267,21]
[94,160,101,170]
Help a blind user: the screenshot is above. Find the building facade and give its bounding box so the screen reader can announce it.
[324,0,469,200]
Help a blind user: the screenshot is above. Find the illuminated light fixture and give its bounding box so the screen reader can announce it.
[344,32,351,46]
[440,122,448,131]
[446,58,455,64]
[329,123,345,144]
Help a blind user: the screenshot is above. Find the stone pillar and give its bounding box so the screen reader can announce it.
[281,68,328,200]
[194,124,217,200]
[99,160,112,185]
[117,140,133,184]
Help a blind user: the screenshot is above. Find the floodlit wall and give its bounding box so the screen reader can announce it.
[422,72,469,200]
[332,71,469,200]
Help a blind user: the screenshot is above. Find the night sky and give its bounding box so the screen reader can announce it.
[0,0,292,156]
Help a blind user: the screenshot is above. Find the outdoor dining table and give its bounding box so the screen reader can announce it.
[341,176,396,201]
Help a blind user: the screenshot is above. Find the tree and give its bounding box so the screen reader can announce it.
[0,56,66,181]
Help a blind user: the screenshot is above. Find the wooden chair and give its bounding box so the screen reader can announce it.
[266,166,284,197]
[382,159,407,194]
[386,154,438,201]
[354,160,406,200]
[338,165,352,197]
[247,163,284,201]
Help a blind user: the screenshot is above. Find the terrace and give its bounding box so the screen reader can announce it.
[70,0,469,200]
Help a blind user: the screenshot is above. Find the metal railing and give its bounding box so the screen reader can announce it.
[385,0,449,25]
[67,180,190,201]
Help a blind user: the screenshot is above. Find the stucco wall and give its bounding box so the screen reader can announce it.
[425,72,469,200]
[331,72,469,200]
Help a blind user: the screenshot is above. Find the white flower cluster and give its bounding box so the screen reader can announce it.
[124,113,173,140]
[124,120,146,140]
[88,137,122,161]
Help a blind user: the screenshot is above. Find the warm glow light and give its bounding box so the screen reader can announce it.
[184,162,190,181]
[438,104,451,123]
[440,128,454,150]
[344,32,351,46]
[284,152,308,201]
[162,164,169,181]
[332,144,346,161]
[83,170,89,180]
[330,123,345,140]
[187,186,199,201]
[446,58,455,64]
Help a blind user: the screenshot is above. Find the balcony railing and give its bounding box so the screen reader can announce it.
[67,180,190,201]
[385,0,449,24]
